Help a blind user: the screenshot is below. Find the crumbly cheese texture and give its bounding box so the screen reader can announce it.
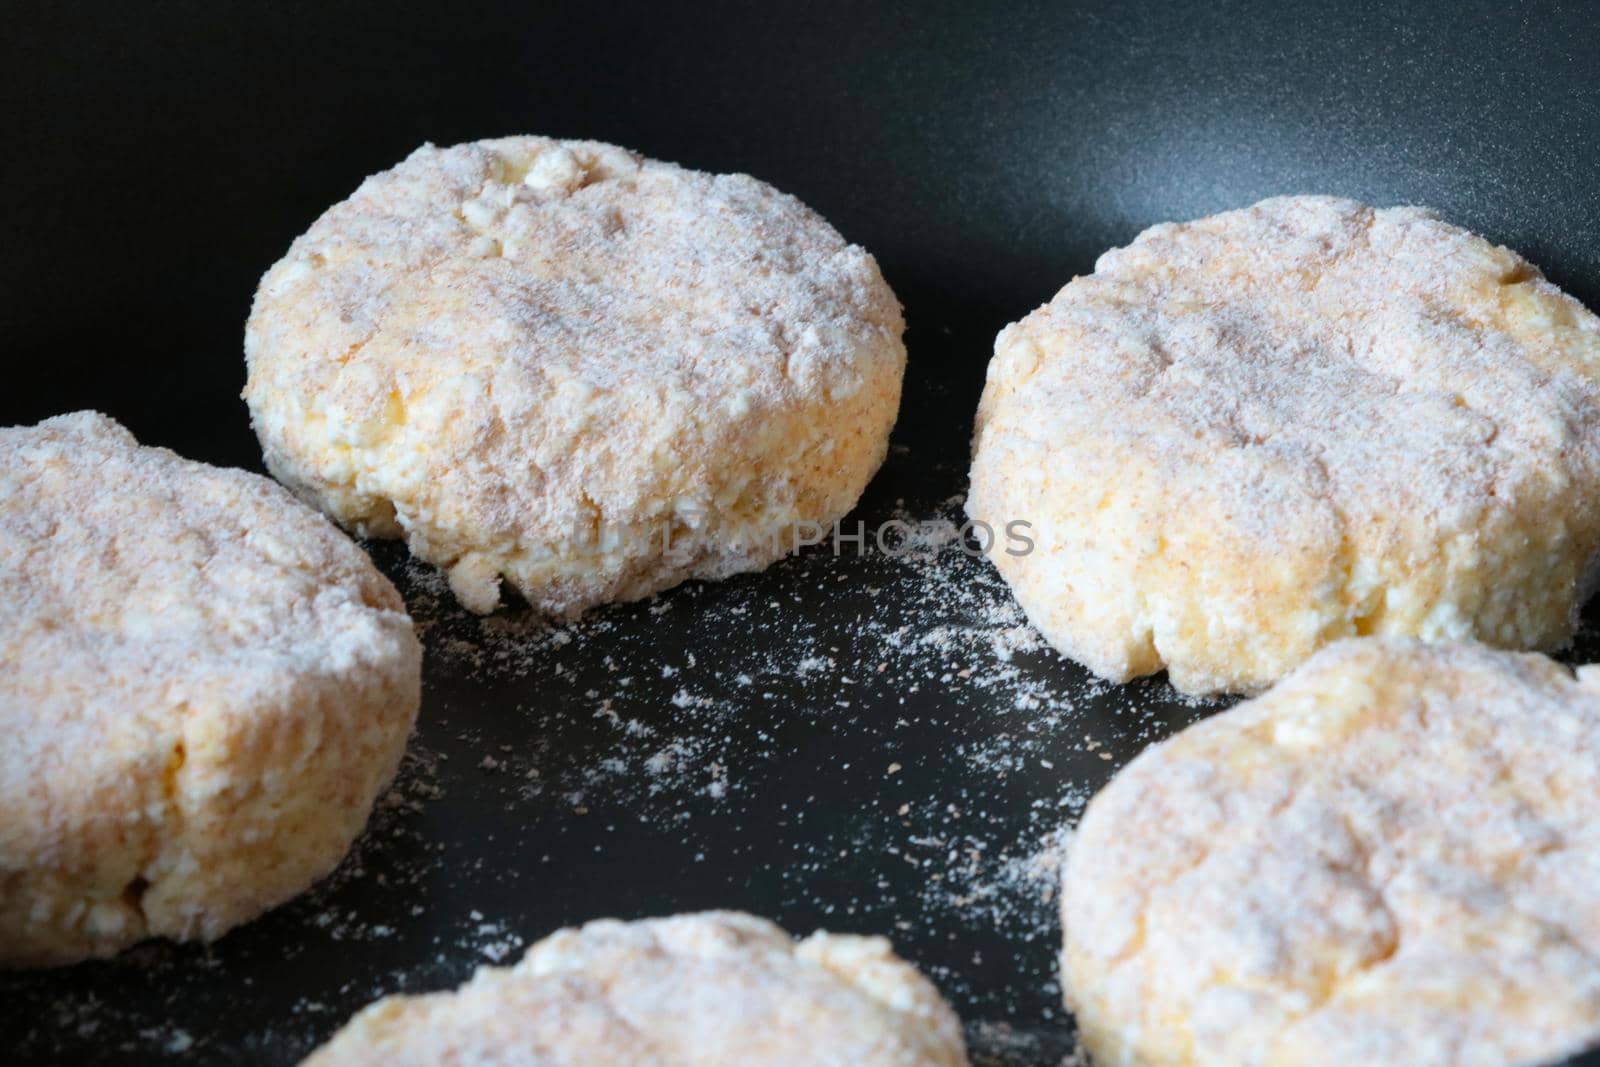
[245,137,905,616]
[0,412,420,967]
[1060,638,1600,1067]
[301,911,969,1066]
[968,195,1600,695]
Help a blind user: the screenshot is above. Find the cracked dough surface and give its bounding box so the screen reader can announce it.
[1060,638,1600,1067]
[0,412,420,967]
[300,911,968,1066]
[245,136,905,616]
[968,195,1600,695]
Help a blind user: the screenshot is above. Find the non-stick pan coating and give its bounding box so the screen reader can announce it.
[4,2,1599,1063]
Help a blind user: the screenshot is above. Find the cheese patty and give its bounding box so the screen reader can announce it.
[1060,638,1600,1067]
[969,196,1600,694]
[245,137,905,615]
[0,412,419,967]
[301,911,968,1066]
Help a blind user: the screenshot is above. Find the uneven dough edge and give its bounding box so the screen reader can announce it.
[300,911,968,1066]
[0,411,422,967]
[968,196,1600,695]
[1058,638,1600,1067]
[245,136,906,617]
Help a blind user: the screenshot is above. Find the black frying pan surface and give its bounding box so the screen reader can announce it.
[3,2,1600,1064]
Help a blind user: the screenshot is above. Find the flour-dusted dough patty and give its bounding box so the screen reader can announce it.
[1060,638,1600,1067]
[968,196,1600,695]
[0,412,420,967]
[301,911,969,1066]
[245,137,905,616]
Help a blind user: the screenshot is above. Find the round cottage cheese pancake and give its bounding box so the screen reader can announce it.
[301,911,969,1066]
[245,136,905,616]
[0,412,420,967]
[1059,638,1600,1067]
[967,195,1600,695]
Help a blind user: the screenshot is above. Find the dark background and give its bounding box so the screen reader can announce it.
[6,0,1600,466]
[4,1,1600,1064]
